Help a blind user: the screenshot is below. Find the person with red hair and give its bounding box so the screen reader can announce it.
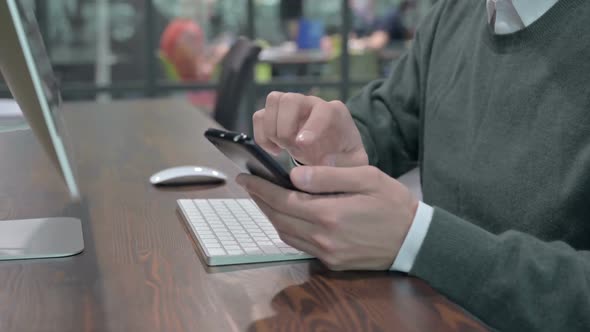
[160,18,229,109]
[160,18,211,81]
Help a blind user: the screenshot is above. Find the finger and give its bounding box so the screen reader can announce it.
[275,93,318,150]
[250,195,319,242]
[236,173,320,222]
[253,109,281,155]
[263,91,283,147]
[280,234,323,258]
[290,165,382,194]
[295,101,344,165]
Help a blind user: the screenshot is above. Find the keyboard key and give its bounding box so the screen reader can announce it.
[198,234,216,239]
[207,248,226,256]
[280,248,301,254]
[260,246,281,254]
[243,248,263,255]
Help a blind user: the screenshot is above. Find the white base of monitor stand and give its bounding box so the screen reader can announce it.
[0,217,84,260]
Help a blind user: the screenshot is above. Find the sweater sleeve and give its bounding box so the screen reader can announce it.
[345,45,422,178]
[410,208,590,332]
[345,0,445,178]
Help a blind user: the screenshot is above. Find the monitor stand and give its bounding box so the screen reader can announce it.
[0,218,84,260]
[0,99,29,133]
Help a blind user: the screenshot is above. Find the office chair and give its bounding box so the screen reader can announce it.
[213,37,262,131]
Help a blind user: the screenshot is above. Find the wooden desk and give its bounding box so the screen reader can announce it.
[0,98,489,332]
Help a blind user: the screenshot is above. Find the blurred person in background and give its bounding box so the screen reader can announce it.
[279,0,304,42]
[159,2,230,110]
[351,0,417,50]
[160,19,211,81]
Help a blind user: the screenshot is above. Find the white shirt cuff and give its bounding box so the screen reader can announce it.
[390,201,434,273]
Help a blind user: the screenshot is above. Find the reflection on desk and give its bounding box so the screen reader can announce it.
[0,98,489,332]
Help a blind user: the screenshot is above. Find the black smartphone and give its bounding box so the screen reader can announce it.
[204,128,296,190]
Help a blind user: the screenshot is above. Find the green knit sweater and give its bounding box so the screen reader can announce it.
[347,0,590,331]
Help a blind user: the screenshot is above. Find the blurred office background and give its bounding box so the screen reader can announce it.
[0,0,436,133]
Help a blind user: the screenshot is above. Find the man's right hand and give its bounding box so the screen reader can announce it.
[253,92,368,167]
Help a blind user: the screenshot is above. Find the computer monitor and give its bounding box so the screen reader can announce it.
[0,0,84,260]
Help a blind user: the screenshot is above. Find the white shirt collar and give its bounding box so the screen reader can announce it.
[486,0,560,34]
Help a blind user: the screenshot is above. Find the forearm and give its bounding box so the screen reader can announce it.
[410,208,590,332]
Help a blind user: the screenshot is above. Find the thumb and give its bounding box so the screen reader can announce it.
[290,166,381,194]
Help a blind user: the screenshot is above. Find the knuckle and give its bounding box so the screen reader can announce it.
[311,233,335,253]
[328,100,346,110]
[284,192,297,209]
[252,110,264,122]
[276,127,291,142]
[266,91,282,104]
[279,92,301,106]
[268,195,284,212]
[318,212,339,230]
[295,190,313,201]
[287,191,310,208]
[278,232,289,242]
[365,165,383,181]
[321,103,343,122]
[266,212,280,224]
[321,255,343,270]
[278,232,294,245]
[259,204,278,221]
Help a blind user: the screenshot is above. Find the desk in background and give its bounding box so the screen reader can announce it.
[258,47,332,82]
[259,47,332,65]
[0,98,489,332]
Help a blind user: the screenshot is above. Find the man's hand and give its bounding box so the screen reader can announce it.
[253,92,368,167]
[236,166,419,271]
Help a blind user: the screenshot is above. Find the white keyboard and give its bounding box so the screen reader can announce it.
[177,199,313,266]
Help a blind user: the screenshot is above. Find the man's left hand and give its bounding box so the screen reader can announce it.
[236,166,419,271]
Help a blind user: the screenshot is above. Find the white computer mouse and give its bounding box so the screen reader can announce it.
[150,166,227,186]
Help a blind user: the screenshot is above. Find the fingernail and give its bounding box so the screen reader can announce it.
[293,167,312,187]
[296,130,315,145]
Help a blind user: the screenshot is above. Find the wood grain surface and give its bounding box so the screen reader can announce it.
[0,98,489,332]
